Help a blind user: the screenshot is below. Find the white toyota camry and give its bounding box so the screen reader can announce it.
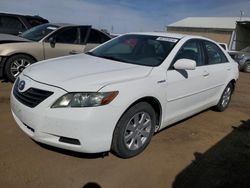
[11,33,239,158]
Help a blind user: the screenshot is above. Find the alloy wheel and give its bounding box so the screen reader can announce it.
[10,58,31,78]
[221,86,231,108]
[124,112,152,151]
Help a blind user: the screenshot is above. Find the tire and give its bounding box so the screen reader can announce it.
[214,83,233,112]
[243,61,250,73]
[4,54,35,82]
[112,102,156,158]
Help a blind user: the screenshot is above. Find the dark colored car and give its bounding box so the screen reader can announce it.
[233,47,250,73]
[0,12,48,35]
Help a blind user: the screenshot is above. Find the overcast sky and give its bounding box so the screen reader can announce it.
[1,0,250,33]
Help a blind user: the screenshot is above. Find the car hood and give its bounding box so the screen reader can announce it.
[0,33,31,44]
[23,54,153,91]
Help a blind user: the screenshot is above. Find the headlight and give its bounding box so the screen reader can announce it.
[51,91,119,108]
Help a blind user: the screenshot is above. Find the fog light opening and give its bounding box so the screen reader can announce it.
[59,136,81,145]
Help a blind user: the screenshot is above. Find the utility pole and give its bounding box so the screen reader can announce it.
[111,25,114,33]
[240,10,244,21]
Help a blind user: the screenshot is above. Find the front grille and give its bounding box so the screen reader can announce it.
[13,79,53,108]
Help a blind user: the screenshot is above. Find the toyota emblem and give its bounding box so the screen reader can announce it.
[18,80,25,91]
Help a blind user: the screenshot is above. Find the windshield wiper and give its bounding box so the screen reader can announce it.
[87,52,121,61]
[98,55,122,62]
[86,51,94,55]
[86,52,134,64]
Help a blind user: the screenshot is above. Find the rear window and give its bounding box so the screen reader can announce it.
[87,29,111,44]
[25,17,48,27]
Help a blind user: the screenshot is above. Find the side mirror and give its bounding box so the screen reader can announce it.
[48,37,56,47]
[173,59,196,70]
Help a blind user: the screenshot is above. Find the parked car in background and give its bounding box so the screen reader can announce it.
[218,42,250,72]
[218,42,237,58]
[0,23,111,81]
[0,12,48,35]
[233,46,250,72]
[11,33,239,158]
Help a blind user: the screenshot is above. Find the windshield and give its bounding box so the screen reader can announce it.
[88,34,178,67]
[20,23,59,41]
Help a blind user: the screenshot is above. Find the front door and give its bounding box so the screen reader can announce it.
[43,27,84,59]
[164,39,212,124]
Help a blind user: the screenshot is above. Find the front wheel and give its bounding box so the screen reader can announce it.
[4,54,35,82]
[112,102,156,158]
[214,83,233,112]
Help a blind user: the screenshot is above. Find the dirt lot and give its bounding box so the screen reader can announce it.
[0,73,250,188]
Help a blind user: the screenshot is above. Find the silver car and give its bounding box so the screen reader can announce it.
[0,23,111,81]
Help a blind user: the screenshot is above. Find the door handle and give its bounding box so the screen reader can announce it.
[69,50,79,55]
[227,67,231,71]
[202,71,210,77]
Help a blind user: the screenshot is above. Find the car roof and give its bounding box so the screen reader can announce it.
[0,12,47,20]
[50,23,75,27]
[125,32,210,41]
[48,23,111,36]
[49,23,94,28]
[38,23,111,39]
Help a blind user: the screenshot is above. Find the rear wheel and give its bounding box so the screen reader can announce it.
[4,54,35,82]
[112,102,156,158]
[243,61,250,73]
[214,83,233,112]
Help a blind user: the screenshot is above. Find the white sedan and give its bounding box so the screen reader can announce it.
[11,33,239,158]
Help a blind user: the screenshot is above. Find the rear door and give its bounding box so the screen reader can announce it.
[202,40,231,98]
[43,27,85,59]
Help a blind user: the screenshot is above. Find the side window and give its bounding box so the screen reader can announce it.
[87,29,110,44]
[87,29,101,43]
[174,40,204,66]
[99,32,110,43]
[0,16,25,30]
[54,28,78,44]
[204,41,228,65]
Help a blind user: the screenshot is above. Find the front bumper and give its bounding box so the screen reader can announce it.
[10,75,123,153]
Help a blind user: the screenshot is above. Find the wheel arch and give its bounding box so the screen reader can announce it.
[111,96,163,157]
[117,96,162,132]
[229,79,236,92]
[5,53,38,63]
